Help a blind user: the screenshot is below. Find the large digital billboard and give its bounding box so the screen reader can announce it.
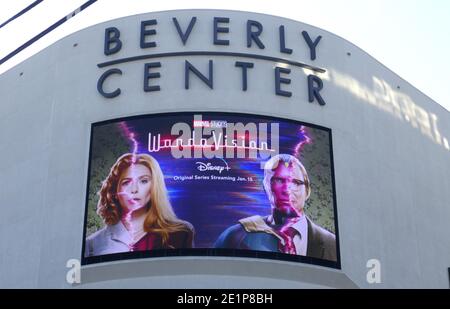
[82,112,340,268]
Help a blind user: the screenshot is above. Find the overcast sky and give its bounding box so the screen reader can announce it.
[1,0,449,111]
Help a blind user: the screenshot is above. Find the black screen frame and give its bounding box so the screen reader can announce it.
[81,111,341,269]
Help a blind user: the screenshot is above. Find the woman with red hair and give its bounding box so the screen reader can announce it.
[85,153,194,257]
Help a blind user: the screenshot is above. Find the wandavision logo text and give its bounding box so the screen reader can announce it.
[147,115,279,161]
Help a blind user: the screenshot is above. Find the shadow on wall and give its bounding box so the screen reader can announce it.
[314,68,449,152]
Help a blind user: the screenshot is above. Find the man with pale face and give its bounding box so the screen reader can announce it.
[270,161,307,220]
[214,154,336,262]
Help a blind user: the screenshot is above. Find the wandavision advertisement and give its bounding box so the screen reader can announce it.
[82,112,340,268]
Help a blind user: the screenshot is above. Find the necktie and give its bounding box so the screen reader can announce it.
[278,226,298,255]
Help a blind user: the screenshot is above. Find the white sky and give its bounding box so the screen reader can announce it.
[1,0,449,111]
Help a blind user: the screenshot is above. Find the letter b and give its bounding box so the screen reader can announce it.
[104,27,122,55]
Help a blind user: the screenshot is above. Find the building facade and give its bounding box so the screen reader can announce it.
[0,10,449,288]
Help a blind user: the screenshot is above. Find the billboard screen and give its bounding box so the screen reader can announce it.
[82,112,340,268]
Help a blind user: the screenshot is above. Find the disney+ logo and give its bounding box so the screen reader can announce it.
[196,159,231,174]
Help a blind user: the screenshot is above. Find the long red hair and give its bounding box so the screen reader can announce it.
[97,153,191,245]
